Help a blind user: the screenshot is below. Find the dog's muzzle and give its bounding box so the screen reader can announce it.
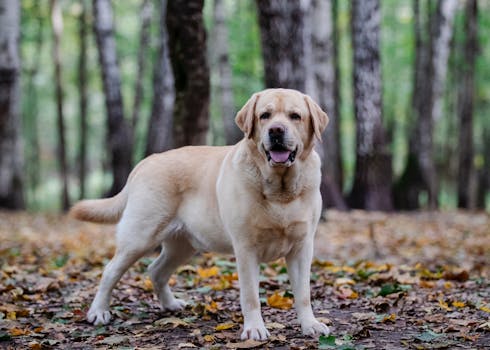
[264,124,297,166]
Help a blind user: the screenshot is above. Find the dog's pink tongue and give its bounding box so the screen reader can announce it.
[269,150,290,163]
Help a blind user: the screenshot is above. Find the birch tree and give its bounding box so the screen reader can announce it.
[93,0,133,195]
[146,0,175,155]
[348,0,393,211]
[212,0,241,145]
[51,0,70,210]
[309,0,346,210]
[396,0,458,209]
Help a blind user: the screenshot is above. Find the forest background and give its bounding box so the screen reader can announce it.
[1,0,489,212]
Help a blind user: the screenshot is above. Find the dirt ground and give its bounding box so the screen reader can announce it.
[0,210,489,349]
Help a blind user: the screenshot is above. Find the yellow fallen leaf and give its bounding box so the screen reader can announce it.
[479,305,490,313]
[215,322,235,331]
[438,299,452,311]
[452,301,465,308]
[197,266,220,279]
[205,301,219,313]
[383,313,396,323]
[444,281,454,289]
[203,334,215,342]
[334,277,356,286]
[143,277,153,291]
[267,291,293,310]
[7,311,16,320]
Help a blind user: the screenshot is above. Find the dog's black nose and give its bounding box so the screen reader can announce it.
[269,124,285,144]
[269,124,285,136]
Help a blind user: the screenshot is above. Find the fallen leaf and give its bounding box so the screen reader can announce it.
[267,291,293,310]
[215,323,236,331]
[451,301,465,308]
[178,342,197,348]
[197,266,219,279]
[438,299,452,311]
[154,317,189,328]
[265,322,286,329]
[334,277,356,286]
[225,339,267,349]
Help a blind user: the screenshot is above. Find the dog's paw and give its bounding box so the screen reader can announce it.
[301,319,330,337]
[241,325,270,341]
[87,308,111,325]
[161,298,187,312]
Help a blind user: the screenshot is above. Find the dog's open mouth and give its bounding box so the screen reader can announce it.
[264,144,297,165]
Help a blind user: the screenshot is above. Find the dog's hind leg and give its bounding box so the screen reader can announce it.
[87,209,166,325]
[148,235,195,311]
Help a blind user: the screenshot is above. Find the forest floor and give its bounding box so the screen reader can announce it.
[0,210,489,349]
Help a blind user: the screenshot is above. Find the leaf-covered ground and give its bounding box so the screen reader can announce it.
[0,210,489,349]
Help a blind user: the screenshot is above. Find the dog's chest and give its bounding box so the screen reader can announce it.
[251,203,310,261]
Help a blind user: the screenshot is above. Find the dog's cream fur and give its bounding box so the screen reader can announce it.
[70,88,330,340]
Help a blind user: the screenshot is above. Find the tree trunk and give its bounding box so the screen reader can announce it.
[476,128,489,209]
[23,0,43,203]
[51,0,70,210]
[457,0,477,209]
[93,0,133,196]
[309,0,346,210]
[348,0,393,211]
[256,0,308,91]
[145,0,175,155]
[78,0,89,200]
[395,0,457,210]
[131,0,152,132]
[166,0,210,147]
[212,0,241,145]
[0,0,24,209]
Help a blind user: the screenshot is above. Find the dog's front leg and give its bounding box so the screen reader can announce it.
[286,239,330,337]
[235,248,270,340]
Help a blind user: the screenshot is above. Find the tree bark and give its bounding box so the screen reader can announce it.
[256,0,308,91]
[145,0,175,155]
[348,0,393,211]
[51,0,70,210]
[166,0,210,147]
[78,0,89,199]
[395,0,457,210]
[212,0,241,145]
[309,0,346,210]
[131,0,152,132]
[0,0,24,209]
[457,0,477,209]
[93,0,133,196]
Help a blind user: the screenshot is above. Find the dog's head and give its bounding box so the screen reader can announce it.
[235,89,329,167]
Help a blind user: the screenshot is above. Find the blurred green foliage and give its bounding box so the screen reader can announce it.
[19,0,489,211]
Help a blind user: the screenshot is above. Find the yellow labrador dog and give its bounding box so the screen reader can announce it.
[70,88,329,340]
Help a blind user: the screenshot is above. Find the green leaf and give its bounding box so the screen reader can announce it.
[378,283,411,296]
[319,334,337,347]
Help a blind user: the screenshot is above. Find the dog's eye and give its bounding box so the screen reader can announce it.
[290,113,301,120]
[260,112,271,120]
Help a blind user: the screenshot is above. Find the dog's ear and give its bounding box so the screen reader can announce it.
[235,93,259,139]
[304,95,329,141]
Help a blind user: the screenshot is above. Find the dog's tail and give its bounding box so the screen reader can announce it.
[69,186,128,224]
